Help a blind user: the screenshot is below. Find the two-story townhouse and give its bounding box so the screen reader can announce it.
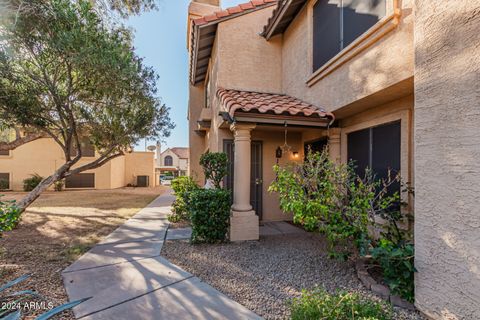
[0,132,156,190]
[187,0,479,319]
[155,143,190,179]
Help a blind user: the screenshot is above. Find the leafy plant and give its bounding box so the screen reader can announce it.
[0,274,89,319]
[0,197,21,236]
[199,152,228,189]
[370,239,415,302]
[168,176,199,222]
[290,288,393,320]
[22,174,43,192]
[53,180,64,192]
[269,149,399,258]
[0,180,8,191]
[188,189,231,244]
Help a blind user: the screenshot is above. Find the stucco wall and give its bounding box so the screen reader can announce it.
[414,1,480,319]
[188,84,206,183]
[281,0,414,113]
[0,138,115,190]
[124,152,155,187]
[216,6,282,94]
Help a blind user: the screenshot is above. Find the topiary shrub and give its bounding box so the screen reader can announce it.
[290,288,393,320]
[23,173,44,192]
[169,176,199,222]
[188,188,231,243]
[199,152,228,188]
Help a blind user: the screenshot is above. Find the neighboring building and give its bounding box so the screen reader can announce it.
[187,0,479,318]
[155,142,189,181]
[0,137,156,190]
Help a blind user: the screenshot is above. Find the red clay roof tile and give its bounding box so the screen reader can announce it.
[192,0,278,26]
[217,88,335,121]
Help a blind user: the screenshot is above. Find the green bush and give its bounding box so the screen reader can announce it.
[0,179,9,191]
[269,149,399,258]
[54,180,64,192]
[0,196,21,236]
[199,152,228,188]
[371,240,415,302]
[169,176,199,222]
[23,173,43,191]
[290,288,393,320]
[188,188,231,243]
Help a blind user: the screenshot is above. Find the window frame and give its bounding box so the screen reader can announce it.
[341,108,412,210]
[164,155,173,166]
[307,0,400,86]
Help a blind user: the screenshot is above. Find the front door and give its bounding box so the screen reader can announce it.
[223,140,263,220]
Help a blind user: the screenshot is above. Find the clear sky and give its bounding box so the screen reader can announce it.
[127,0,246,151]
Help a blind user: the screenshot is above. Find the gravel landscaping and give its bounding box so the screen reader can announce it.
[162,232,425,320]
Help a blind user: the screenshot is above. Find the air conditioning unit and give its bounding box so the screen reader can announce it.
[137,175,149,188]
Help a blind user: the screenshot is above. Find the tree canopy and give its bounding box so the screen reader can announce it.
[0,0,174,211]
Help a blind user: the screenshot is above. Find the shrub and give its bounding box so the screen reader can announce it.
[290,288,393,320]
[188,188,231,243]
[0,196,21,236]
[0,179,9,191]
[169,176,199,222]
[269,149,399,258]
[199,152,228,188]
[23,173,43,191]
[371,239,415,303]
[54,180,64,192]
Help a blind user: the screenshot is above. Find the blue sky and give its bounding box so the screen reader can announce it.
[128,0,246,151]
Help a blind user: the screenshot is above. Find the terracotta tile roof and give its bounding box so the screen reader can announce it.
[217,88,334,120]
[171,147,189,159]
[193,0,278,26]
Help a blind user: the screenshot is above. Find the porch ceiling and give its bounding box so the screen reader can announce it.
[217,88,335,127]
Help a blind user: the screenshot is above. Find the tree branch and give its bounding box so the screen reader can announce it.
[64,150,125,177]
[0,132,46,151]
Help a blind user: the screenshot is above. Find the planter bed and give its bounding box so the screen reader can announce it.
[161,233,424,320]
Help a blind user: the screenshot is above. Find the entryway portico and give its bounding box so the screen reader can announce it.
[217,88,336,241]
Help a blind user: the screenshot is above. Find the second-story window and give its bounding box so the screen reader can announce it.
[313,0,386,71]
[70,137,95,157]
[164,156,173,166]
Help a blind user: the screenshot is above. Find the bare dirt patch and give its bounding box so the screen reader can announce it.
[0,187,165,319]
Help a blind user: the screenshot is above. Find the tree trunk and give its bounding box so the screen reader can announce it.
[16,161,73,213]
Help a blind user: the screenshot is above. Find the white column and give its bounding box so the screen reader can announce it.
[229,123,259,241]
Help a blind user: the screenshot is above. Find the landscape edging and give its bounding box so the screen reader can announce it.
[355,258,415,311]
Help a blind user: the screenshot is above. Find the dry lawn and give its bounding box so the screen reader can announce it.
[0,187,165,319]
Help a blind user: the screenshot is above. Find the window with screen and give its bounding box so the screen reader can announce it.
[313,0,386,71]
[65,173,95,188]
[70,137,95,157]
[0,150,9,156]
[164,156,173,166]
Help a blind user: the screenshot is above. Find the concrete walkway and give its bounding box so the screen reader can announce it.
[63,189,261,320]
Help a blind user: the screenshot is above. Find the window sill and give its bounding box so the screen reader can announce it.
[306,7,401,87]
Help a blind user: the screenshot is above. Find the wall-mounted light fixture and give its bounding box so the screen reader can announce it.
[276,146,283,159]
[292,151,299,159]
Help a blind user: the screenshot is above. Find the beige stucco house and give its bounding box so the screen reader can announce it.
[0,137,156,190]
[155,142,190,179]
[187,0,479,319]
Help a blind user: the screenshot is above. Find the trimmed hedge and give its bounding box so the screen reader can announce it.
[169,176,199,222]
[188,188,231,243]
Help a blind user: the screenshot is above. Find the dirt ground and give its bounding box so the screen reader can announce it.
[0,187,165,319]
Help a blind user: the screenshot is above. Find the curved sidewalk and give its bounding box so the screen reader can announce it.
[62,189,261,320]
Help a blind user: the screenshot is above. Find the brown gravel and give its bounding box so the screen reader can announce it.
[162,233,425,320]
[0,187,165,319]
